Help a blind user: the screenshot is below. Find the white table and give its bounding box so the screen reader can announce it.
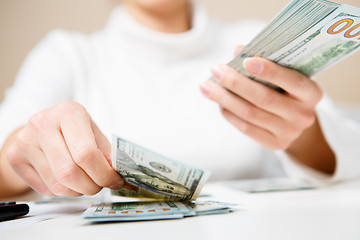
[2,179,360,240]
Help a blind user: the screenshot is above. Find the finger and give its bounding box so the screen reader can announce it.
[39,127,102,195]
[91,120,112,166]
[6,143,54,196]
[59,103,123,190]
[28,108,103,195]
[210,64,299,120]
[26,146,82,197]
[16,165,55,197]
[220,107,287,150]
[16,127,83,197]
[234,45,245,57]
[200,81,285,135]
[243,57,323,104]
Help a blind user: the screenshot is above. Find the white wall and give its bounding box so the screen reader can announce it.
[1,0,359,104]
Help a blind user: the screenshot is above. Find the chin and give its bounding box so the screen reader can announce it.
[130,0,190,12]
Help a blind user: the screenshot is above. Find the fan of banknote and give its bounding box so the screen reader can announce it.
[111,135,211,202]
[212,0,360,89]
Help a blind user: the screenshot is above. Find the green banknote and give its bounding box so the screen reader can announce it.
[82,200,234,222]
[212,0,360,88]
[83,201,194,222]
[271,3,360,76]
[111,135,210,201]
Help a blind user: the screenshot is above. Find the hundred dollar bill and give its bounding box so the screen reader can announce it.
[83,201,194,222]
[212,0,360,90]
[82,200,234,222]
[270,3,360,76]
[111,135,211,201]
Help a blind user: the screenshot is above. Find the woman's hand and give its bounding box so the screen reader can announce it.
[200,52,323,151]
[5,102,124,197]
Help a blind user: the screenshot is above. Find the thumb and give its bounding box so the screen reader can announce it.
[91,120,112,166]
[91,121,124,189]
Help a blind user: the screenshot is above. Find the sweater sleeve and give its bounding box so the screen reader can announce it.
[276,95,360,186]
[0,30,78,148]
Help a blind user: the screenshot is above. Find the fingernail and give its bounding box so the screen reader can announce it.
[243,58,263,75]
[200,83,212,97]
[211,65,224,82]
[109,182,123,190]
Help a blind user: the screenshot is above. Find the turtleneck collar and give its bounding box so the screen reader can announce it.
[104,1,218,62]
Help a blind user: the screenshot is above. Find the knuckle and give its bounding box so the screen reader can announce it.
[48,182,68,196]
[16,128,37,148]
[220,94,233,108]
[50,184,81,197]
[57,101,88,117]
[42,190,55,197]
[74,146,98,166]
[16,128,29,143]
[57,101,80,111]
[242,105,258,119]
[301,112,316,128]
[225,71,240,90]
[28,111,49,129]
[291,74,306,93]
[313,83,324,103]
[36,185,54,197]
[6,143,22,167]
[55,165,78,185]
[256,89,274,108]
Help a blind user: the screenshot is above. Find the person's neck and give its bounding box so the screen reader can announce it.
[125,2,191,33]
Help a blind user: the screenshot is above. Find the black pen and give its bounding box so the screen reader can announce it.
[0,202,29,222]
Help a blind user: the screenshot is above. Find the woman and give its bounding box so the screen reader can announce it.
[0,0,358,198]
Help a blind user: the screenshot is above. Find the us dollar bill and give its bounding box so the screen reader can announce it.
[83,201,195,222]
[83,200,234,222]
[111,135,211,201]
[213,0,360,89]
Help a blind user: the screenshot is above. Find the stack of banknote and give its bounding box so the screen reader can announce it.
[83,200,234,222]
[212,0,360,89]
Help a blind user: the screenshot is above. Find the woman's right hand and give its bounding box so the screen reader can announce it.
[6,101,124,197]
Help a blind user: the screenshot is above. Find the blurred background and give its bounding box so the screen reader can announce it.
[0,0,359,106]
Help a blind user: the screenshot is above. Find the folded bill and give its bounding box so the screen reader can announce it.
[111,135,211,201]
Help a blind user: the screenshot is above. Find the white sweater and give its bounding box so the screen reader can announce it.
[1,3,360,183]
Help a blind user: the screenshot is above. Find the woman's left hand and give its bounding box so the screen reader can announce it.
[200,52,323,151]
